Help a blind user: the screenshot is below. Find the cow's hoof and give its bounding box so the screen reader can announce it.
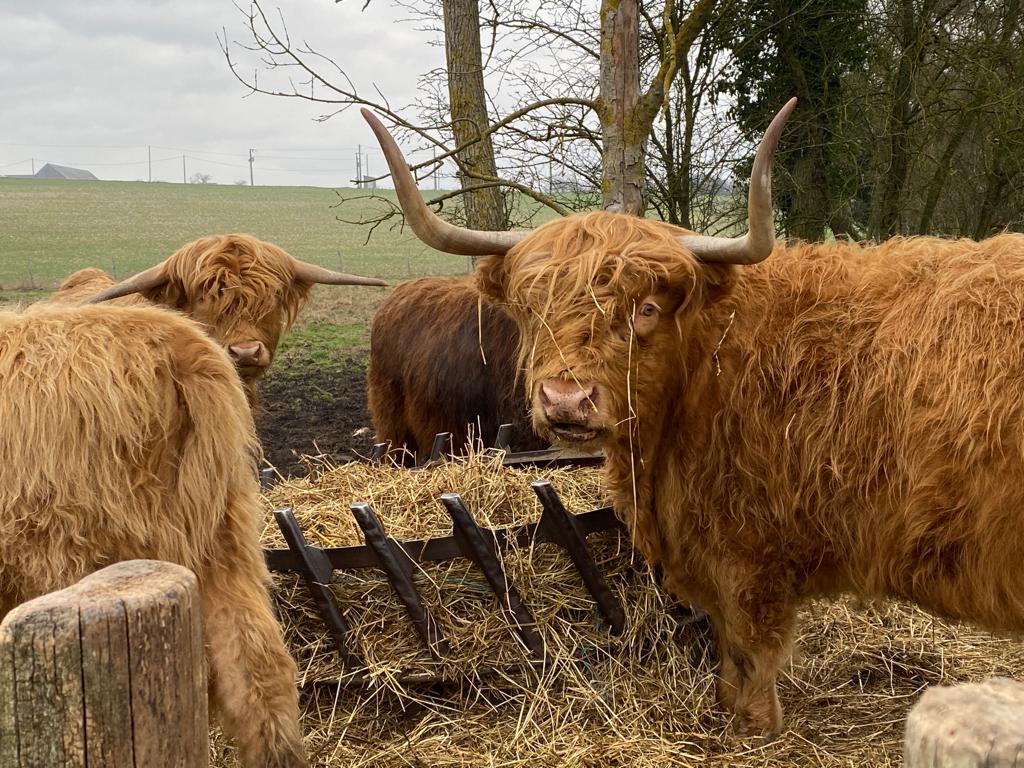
[730,706,783,741]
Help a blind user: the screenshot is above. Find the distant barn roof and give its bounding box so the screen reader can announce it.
[34,163,99,180]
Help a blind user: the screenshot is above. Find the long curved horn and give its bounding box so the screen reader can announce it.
[361,109,529,256]
[83,262,169,303]
[292,260,387,287]
[677,97,797,265]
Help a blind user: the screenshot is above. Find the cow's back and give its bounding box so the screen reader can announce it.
[368,276,542,459]
[657,234,1024,633]
[46,268,142,305]
[0,304,259,601]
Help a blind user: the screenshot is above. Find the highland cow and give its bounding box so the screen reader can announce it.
[368,275,546,462]
[49,233,385,405]
[0,303,307,768]
[365,100,1024,737]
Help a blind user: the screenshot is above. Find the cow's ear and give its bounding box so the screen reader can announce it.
[695,262,737,306]
[143,277,187,309]
[474,254,508,302]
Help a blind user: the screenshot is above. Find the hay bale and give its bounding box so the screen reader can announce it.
[261,452,633,683]
[208,453,1024,768]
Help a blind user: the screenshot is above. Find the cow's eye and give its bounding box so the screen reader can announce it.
[631,300,662,338]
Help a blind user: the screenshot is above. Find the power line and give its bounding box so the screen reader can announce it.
[254,153,354,161]
[0,141,386,156]
[0,141,147,150]
[9,155,182,169]
[0,139,440,185]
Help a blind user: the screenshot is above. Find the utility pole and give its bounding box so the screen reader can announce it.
[433,148,438,191]
[31,158,35,175]
[182,155,186,184]
[248,148,255,186]
[148,146,152,182]
[355,145,362,188]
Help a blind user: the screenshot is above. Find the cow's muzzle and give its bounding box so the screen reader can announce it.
[536,378,603,444]
[228,341,271,377]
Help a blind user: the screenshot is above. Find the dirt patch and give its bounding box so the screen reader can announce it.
[255,354,377,476]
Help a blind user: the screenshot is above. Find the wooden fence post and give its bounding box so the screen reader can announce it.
[0,560,209,767]
[904,677,1024,767]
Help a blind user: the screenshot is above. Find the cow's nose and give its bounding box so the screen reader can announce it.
[539,379,599,413]
[228,341,265,367]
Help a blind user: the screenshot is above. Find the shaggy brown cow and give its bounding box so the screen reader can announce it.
[368,275,546,461]
[49,233,385,404]
[365,102,1024,737]
[0,303,307,767]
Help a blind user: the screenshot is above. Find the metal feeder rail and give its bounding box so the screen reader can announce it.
[364,422,606,470]
[264,480,626,680]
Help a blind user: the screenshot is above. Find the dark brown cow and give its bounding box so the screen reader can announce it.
[365,101,1024,738]
[368,275,546,461]
[48,233,385,406]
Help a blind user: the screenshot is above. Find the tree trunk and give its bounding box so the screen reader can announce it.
[973,159,1013,240]
[917,108,974,235]
[661,100,684,226]
[594,0,717,217]
[679,90,695,230]
[776,33,832,242]
[597,0,646,215]
[667,65,696,230]
[870,0,928,239]
[442,0,506,233]
[971,0,1023,239]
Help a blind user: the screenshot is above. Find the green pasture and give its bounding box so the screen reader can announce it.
[0,179,488,291]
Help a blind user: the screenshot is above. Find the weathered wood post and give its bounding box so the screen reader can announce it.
[905,677,1024,767]
[0,560,209,767]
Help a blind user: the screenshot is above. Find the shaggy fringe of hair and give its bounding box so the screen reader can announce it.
[157,235,312,332]
[50,235,313,333]
[491,212,705,323]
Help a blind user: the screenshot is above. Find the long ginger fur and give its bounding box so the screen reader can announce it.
[0,303,307,767]
[478,210,1024,736]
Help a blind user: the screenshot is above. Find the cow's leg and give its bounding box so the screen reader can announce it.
[710,617,742,713]
[367,370,419,464]
[712,566,796,738]
[659,571,745,719]
[199,531,308,768]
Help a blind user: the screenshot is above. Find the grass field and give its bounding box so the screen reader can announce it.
[0,178,493,290]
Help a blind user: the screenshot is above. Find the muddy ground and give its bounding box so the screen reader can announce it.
[256,354,377,476]
[252,288,390,476]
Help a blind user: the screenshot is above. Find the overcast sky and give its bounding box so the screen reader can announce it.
[0,0,446,187]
